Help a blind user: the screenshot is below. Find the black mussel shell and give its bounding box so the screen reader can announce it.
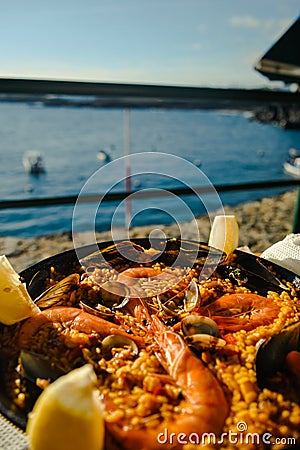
[80,240,154,270]
[35,273,80,308]
[217,263,288,295]
[154,239,226,268]
[17,351,66,411]
[256,321,300,390]
[26,269,49,298]
[217,248,300,296]
[19,350,66,382]
[235,250,300,292]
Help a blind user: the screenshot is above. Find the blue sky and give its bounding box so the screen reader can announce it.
[1,0,299,88]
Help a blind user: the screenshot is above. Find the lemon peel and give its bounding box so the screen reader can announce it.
[208,215,239,255]
[0,255,40,325]
[26,364,105,450]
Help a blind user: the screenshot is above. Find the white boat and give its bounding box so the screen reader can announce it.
[283,148,300,178]
[96,149,111,162]
[22,151,45,174]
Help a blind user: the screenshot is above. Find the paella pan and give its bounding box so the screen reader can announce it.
[0,238,299,450]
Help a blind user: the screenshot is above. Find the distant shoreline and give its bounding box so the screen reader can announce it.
[2,93,299,128]
[1,189,297,273]
[0,93,253,111]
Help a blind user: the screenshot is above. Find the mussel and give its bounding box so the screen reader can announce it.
[35,274,80,309]
[80,240,157,272]
[80,239,226,279]
[181,315,225,350]
[235,251,300,291]
[26,269,49,298]
[17,350,66,409]
[217,254,291,296]
[19,350,65,383]
[255,321,300,396]
[154,239,226,271]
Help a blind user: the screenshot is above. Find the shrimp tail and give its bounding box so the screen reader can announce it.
[105,311,229,450]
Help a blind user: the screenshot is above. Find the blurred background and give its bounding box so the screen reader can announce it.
[0,0,299,255]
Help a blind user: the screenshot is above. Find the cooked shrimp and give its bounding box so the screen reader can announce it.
[117,267,163,290]
[117,266,192,303]
[198,293,281,332]
[106,314,229,450]
[18,306,145,350]
[118,267,162,281]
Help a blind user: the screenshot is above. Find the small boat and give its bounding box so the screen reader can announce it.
[23,151,45,174]
[283,148,300,178]
[96,149,111,163]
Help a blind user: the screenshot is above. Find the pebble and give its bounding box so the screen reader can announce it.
[0,236,24,257]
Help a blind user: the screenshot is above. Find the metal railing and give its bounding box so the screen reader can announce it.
[0,179,299,210]
[1,77,300,109]
[1,77,300,231]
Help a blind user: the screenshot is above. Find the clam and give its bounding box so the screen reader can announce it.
[255,321,300,392]
[160,299,180,317]
[100,280,130,309]
[101,334,139,360]
[80,280,131,320]
[80,301,115,320]
[181,315,219,337]
[153,280,201,319]
[183,280,200,312]
[181,315,225,350]
[184,334,226,349]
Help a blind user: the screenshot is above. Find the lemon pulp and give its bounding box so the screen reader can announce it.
[208,215,239,255]
[26,364,105,450]
[0,255,40,325]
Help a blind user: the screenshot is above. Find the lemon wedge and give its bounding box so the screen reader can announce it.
[26,364,105,450]
[208,215,239,255]
[0,255,40,325]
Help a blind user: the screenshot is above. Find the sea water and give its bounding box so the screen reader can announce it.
[0,102,299,237]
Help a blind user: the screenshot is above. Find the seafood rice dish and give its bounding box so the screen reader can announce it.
[0,238,300,450]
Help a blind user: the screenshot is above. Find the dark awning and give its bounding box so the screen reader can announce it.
[255,16,300,84]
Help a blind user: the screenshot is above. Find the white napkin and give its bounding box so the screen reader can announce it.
[0,413,28,450]
[261,233,300,276]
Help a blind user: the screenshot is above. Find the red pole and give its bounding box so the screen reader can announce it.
[124,109,132,228]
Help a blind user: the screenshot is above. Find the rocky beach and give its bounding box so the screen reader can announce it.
[0,189,298,273]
